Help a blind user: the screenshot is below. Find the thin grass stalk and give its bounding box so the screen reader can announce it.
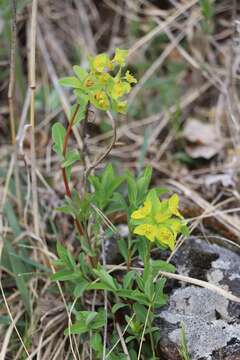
[29,0,40,237]
[8,0,22,214]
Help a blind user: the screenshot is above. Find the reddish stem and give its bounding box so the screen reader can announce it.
[62,105,84,232]
[61,104,95,267]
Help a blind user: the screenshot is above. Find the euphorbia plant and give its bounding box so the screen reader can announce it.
[51,48,188,359]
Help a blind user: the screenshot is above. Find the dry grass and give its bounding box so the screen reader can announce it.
[0,0,240,358]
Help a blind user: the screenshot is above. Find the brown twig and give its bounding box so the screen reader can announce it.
[85,110,116,178]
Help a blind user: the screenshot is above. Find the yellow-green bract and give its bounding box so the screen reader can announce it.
[59,48,137,115]
[131,189,187,250]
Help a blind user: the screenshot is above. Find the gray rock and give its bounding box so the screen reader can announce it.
[157,237,240,360]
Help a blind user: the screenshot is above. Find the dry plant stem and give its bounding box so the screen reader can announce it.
[105,265,240,304]
[1,310,23,359]
[100,233,108,360]
[0,279,30,358]
[105,314,135,359]
[85,110,116,177]
[137,305,151,360]
[8,0,22,214]
[61,104,95,267]
[29,0,40,237]
[62,104,80,197]
[128,0,198,56]
[61,104,84,233]
[116,323,130,360]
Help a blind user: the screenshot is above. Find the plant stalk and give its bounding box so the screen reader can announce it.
[61,104,95,267]
[29,0,40,237]
[8,0,22,215]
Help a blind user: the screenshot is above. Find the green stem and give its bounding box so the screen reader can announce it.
[127,232,132,271]
[149,317,156,360]
[145,240,151,267]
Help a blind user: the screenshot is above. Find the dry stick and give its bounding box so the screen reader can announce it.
[105,314,135,359]
[85,110,116,178]
[29,0,40,237]
[115,323,131,360]
[0,280,30,358]
[0,91,31,215]
[105,265,240,304]
[168,179,240,242]
[128,0,198,56]
[0,310,23,360]
[8,0,22,214]
[19,233,81,360]
[128,30,185,106]
[37,26,83,150]
[137,305,151,360]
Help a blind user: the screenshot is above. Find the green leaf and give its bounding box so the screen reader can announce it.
[86,312,98,325]
[56,242,76,269]
[93,269,118,291]
[155,187,169,196]
[126,173,137,207]
[90,333,103,354]
[181,224,190,236]
[135,237,148,264]
[50,270,81,281]
[65,322,88,335]
[108,193,127,213]
[73,279,89,297]
[4,251,50,272]
[102,164,114,193]
[91,310,106,330]
[123,270,136,289]
[55,205,74,216]
[72,92,89,125]
[2,240,31,315]
[137,165,152,197]
[52,122,66,156]
[144,277,154,300]
[117,289,150,306]
[87,281,115,292]
[78,252,91,278]
[118,238,128,262]
[73,65,88,81]
[111,303,128,314]
[88,175,101,192]
[76,310,96,321]
[62,149,80,168]
[151,260,176,273]
[154,278,167,306]
[133,303,147,324]
[3,201,21,236]
[59,76,82,88]
[71,310,105,333]
[135,273,144,292]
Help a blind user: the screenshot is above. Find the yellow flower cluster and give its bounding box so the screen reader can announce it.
[73,49,137,113]
[131,190,185,250]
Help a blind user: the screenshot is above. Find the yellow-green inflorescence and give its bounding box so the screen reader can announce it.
[131,189,187,251]
[62,48,137,114]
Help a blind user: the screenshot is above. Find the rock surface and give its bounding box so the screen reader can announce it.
[157,237,240,360]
